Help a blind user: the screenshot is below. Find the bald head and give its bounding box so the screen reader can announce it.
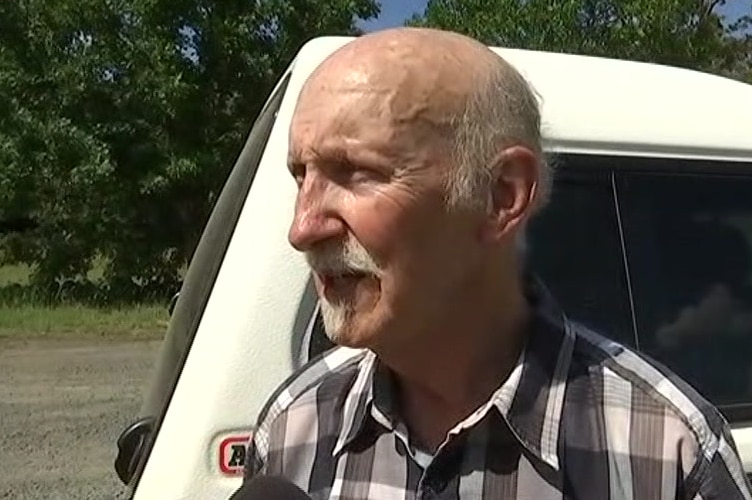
[287,29,548,347]
[291,27,549,211]
[301,28,501,125]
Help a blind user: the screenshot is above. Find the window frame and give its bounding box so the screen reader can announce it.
[125,73,292,496]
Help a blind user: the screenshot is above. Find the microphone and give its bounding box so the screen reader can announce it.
[228,476,312,500]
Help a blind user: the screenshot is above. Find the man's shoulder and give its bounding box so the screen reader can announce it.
[251,346,368,440]
[568,321,730,456]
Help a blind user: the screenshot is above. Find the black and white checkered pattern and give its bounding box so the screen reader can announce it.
[244,280,752,499]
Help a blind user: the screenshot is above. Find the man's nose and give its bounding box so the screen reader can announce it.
[288,179,345,252]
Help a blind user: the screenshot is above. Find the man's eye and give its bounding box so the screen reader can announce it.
[350,167,388,184]
[350,169,374,182]
[289,164,305,186]
[328,163,365,184]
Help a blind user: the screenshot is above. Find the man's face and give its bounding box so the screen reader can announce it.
[286,67,484,349]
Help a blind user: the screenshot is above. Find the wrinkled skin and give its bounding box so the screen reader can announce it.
[286,27,541,450]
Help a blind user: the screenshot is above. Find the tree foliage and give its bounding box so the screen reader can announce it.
[0,0,378,304]
[409,0,752,82]
[2,0,750,305]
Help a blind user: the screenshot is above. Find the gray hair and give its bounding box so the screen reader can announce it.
[445,59,553,217]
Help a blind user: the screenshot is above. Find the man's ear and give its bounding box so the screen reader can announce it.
[482,145,540,243]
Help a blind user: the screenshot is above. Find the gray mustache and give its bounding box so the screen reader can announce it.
[305,239,382,277]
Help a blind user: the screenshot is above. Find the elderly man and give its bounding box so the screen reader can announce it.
[242,28,752,499]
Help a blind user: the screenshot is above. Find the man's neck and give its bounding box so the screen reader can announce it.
[374,276,531,451]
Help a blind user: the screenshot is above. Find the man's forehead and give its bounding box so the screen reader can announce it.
[308,60,373,89]
[299,59,413,107]
[300,37,473,105]
[287,107,387,165]
[292,64,465,133]
[287,29,499,164]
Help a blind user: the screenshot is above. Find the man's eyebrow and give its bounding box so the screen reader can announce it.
[287,148,324,174]
[287,147,300,162]
[288,146,348,168]
[287,148,305,168]
[287,161,304,175]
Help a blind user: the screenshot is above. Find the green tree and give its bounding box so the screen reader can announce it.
[726,10,752,82]
[409,0,751,82]
[0,0,379,304]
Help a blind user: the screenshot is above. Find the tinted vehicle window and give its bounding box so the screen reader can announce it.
[527,168,635,347]
[618,171,752,410]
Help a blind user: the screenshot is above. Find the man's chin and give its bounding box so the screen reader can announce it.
[320,302,385,349]
[326,334,370,350]
[322,319,374,350]
[323,320,368,348]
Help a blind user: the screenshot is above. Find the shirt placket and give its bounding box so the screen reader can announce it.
[416,437,466,500]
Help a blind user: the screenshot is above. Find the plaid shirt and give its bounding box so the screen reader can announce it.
[244,279,752,499]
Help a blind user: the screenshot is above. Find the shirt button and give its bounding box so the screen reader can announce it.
[419,486,436,500]
[422,478,447,497]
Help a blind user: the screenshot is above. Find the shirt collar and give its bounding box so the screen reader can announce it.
[497,276,575,471]
[332,275,575,472]
[333,350,378,457]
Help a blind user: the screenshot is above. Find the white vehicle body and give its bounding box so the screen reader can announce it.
[115,37,752,500]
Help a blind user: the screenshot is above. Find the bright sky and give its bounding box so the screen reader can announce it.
[360,0,426,31]
[360,0,750,32]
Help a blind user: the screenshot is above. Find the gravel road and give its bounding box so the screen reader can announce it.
[0,339,161,500]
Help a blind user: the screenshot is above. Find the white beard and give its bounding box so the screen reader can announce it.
[319,298,351,344]
[306,235,382,345]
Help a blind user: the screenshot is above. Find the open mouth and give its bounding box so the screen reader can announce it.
[319,271,369,285]
[320,271,369,289]
[317,271,380,302]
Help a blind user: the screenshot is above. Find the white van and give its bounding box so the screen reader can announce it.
[114,36,752,500]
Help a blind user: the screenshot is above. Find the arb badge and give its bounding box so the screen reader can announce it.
[218,434,251,475]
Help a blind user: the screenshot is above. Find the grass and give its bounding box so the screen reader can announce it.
[0,263,169,341]
[0,262,31,286]
[0,303,168,341]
